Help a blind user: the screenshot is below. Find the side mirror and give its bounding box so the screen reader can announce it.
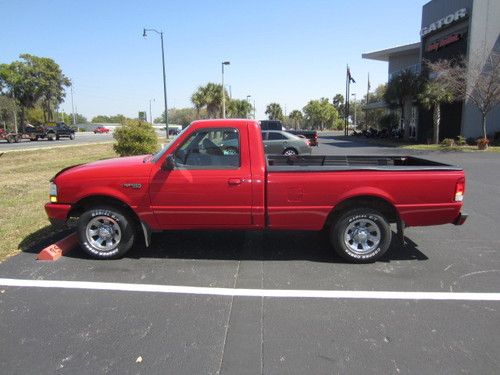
[161,154,176,171]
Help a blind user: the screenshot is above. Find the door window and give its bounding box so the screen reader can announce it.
[173,128,240,169]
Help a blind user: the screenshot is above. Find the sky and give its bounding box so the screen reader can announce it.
[0,0,429,121]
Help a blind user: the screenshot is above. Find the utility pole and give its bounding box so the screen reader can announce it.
[149,98,155,123]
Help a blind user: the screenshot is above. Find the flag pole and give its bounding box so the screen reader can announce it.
[345,65,349,136]
[366,72,370,130]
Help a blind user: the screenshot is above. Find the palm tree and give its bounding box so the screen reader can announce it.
[227,99,253,118]
[288,110,303,129]
[384,69,423,138]
[265,103,284,121]
[419,78,454,144]
[190,83,229,118]
[190,90,205,119]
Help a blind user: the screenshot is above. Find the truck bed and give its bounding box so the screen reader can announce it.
[267,155,462,172]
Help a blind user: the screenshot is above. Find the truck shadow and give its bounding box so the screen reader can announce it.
[20,228,427,263]
[123,230,427,263]
[18,225,74,255]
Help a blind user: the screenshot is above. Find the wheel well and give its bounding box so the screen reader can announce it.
[69,195,141,228]
[323,196,399,229]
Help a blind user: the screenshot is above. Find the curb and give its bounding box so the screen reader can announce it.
[37,232,78,261]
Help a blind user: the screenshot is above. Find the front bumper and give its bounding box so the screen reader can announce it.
[453,212,468,225]
[45,203,72,228]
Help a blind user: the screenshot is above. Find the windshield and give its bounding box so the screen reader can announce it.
[151,125,191,163]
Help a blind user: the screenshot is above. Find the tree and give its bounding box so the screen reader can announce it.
[0,95,17,131]
[418,74,454,144]
[0,54,70,130]
[426,51,500,140]
[288,110,303,129]
[156,107,204,126]
[190,83,228,118]
[332,94,345,117]
[92,114,129,123]
[265,103,284,121]
[303,98,339,130]
[384,70,423,138]
[362,84,387,130]
[227,99,253,118]
[113,119,159,156]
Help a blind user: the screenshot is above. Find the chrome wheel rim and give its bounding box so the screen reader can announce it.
[86,216,121,252]
[344,218,381,254]
[283,150,297,156]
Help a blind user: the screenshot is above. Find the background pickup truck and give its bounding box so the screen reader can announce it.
[27,122,75,141]
[45,119,467,262]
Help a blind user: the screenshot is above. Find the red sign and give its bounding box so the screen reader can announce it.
[426,34,461,52]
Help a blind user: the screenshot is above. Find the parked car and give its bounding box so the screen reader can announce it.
[45,119,467,263]
[262,130,312,155]
[94,126,110,134]
[286,129,319,146]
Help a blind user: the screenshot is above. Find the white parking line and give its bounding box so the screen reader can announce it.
[1,278,499,301]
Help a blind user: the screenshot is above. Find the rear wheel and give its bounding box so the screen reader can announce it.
[77,206,136,259]
[47,133,55,141]
[6,135,14,143]
[330,208,391,263]
[69,133,75,140]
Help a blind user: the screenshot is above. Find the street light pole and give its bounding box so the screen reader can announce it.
[149,98,155,123]
[246,95,251,119]
[221,61,230,118]
[143,27,168,139]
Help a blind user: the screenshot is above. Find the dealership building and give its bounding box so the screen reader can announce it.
[363,0,500,141]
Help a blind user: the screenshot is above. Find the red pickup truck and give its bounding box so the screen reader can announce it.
[45,119,467,263]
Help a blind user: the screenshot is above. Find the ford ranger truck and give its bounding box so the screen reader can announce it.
[45,119,467,263]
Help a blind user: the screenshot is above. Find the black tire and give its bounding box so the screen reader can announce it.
[77,206,136,259]
[47,133,55,141]
[69,133,75,140]
[14,135,20,143]
[56,134,60,140]
[330,208,391,263]
[283,148,298,156]
[6,135,13,143]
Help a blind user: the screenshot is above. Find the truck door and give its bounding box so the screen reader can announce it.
[149,126,253,227]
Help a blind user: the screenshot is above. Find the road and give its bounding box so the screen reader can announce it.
[0,130,167,151]
[0,132,114,151]
[0,134,498,374]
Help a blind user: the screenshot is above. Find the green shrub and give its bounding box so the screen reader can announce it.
[456,135,466,146]
[440,138,455,147]
[113,120,159,156]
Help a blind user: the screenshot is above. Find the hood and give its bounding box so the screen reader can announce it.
[54,155,154,181]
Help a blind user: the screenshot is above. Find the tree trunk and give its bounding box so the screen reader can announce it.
[433,104,440,144]
[20,107,25,133]
[482,113,487,139]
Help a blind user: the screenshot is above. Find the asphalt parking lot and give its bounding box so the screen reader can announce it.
[0,134,499,374]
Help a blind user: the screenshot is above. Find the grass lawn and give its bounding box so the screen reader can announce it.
[364,137,500,152]
[0,143,117,261]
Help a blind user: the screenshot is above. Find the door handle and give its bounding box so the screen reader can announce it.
[228,178,242,185]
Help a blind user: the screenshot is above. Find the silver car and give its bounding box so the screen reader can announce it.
[261,130,312,156]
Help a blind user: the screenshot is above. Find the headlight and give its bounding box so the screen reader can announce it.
[49,182,58,203]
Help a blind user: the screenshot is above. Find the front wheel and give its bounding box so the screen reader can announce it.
[69,133,75,140]
[330,208,391,263]
[77,206,136,259]
[283,148,298,156]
